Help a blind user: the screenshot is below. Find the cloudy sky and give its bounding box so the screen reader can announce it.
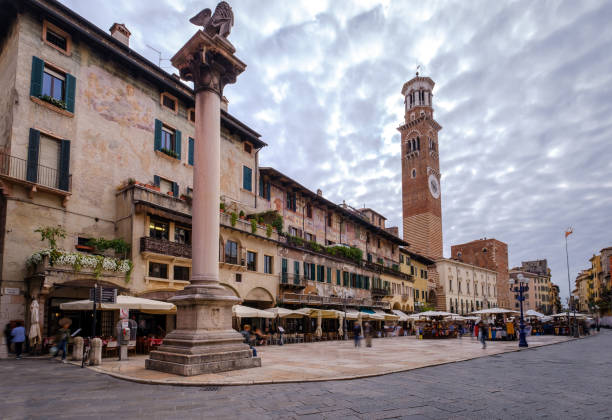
[61,0,612,302]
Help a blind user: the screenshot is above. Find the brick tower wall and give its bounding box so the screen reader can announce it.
[403,213,443,260]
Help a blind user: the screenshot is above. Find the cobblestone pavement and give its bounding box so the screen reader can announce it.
[1,332,611,420]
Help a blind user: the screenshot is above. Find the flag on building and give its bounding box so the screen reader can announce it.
[565,227,573,238]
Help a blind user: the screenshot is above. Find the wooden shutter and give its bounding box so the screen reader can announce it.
[65,73,76,113]
[26,129,40,183]
[172,182,179,197]
[175,129,182,159]
[259,176,263,197]
[153,175,160,187]
[336,269,340,285]
[58,140,70,191]
[243,166,252,191]
[266,182,271,200]
[282,258,287,272]
[30,56,44,97]
[188,137,194,165]
[154,119,162,151]
[327,267,331,283]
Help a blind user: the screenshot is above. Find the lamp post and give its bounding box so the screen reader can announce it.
[513,274,529,347]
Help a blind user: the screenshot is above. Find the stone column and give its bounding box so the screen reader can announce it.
[146,26,260,376]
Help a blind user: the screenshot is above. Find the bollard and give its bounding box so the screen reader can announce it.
[90,337,102,366]
[72,336,83,361]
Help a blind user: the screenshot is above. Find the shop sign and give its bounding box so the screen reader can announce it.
[3,287,20,295]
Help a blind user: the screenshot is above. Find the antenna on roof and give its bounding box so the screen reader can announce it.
[146,44,171,68]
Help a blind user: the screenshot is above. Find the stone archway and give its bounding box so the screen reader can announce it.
[219,283,240,299]
[393,302,401,310]
[244,287,274,309]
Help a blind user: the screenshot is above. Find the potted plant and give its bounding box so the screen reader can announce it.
[167,191,173,197]
[220,202,226,213]
[239,210,245,220]
[266,224,273,238]
[230,212,238,227]
[250,219,257,234]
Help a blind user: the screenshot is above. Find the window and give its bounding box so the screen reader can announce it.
[317,265,324,282]
[327,212,332,227]
[327,267,331,283]
[42,66,65,103]
[225,240,238,265]
[174,225,191,245]
[287,192,297,211]
[149,219,169,240]
[400,254,404,264]
[422,290,425,299]
[306,203,312,218]
[264,255,272,274]
[411,168,416,178]
[188,137,194,165]
[43,21,70,54]
[154,120,181,158]
[160,92,178,113]
[247,251,257,271]
[336,269,341,285]
[343,271,349,287]
[188,108,195,123]
[259,178,270,200]
[25,129,70,190]
[377,239,381,248]
[243,166,252,191]
[235,273,242,283]
[304,232,315,242]
[244,143,252,154]
[174,266,190,281]
[149,262,168,279]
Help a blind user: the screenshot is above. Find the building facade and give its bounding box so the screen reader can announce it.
[399,248,434,312]
[509,260,555,314]
[436,258,497,315]
[0,0,414,357]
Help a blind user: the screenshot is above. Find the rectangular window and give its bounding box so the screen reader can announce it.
[243,166,252,191]
[305,232,315,242]
[247,251,257,271]
[188,137,194,165]
[343,271,349,287]
[244,143,252,154]
[149,262,168,279]
[154,120,181,158]
[174,225,191,245]
[281,258,288,283]
[149,219,169,240]
[42,66,65,102]
[188,108,195,123]
[327,267,331,284]
[304,262,310,280]
[161,126,175,151]
[287,192,297,211]
[236,273,242,283]
[306,203,312,218]
[225,240,238,265]
[174,266,190,281]
[160,92,178,113]
[422,290,426,299]
[264,255,273,274]
[317,265,324,282]
[44,25,68,52]
[400,254,404,264]
[327,212,332,227]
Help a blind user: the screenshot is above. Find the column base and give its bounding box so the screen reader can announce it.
[146,290,261,376]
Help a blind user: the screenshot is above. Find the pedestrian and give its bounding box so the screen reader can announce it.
[11,321,26,359]
[4,322,13,355]
[53,319,71,363]
[240,324,257,357]
[364,322,372,348]
[277,325,284,346]
[479,321,487,349]
[353,322,362,347]
[469,322,474,340]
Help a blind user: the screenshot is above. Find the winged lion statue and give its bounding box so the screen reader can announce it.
[190,2,234,39]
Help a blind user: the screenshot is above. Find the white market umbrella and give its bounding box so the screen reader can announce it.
[374,309,399,321]
[414,311,456,318]
[392,309,410,322]
[315,312,323,338]
[233,305,276,319]
[265,307,305,318]
[60,295,176,313]
[471,308,518,315]
[524,309,546,318]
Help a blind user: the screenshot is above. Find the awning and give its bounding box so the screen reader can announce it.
[233,305,276,319]
[471,308,518,315]
[392,309,410,322]
[524,309,546,318]
[374,309,399,321]
[60,295,176,314]
[296,308,339,319]
[264,307,305,318]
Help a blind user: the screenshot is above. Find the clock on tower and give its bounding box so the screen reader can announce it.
[398,73,443,260]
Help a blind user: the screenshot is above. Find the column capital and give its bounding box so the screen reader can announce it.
[172,31,246,97]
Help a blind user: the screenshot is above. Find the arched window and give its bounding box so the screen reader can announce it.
[411,168,416,178]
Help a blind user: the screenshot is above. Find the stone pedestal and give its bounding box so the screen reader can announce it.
[146,26,260,376]
[90,337,102,366]
[72,336,83,361]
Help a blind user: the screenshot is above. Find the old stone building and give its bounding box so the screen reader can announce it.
[436,258,498,315]
[451,238,511,309]
[509,260,554,314]
[0,0,414,357]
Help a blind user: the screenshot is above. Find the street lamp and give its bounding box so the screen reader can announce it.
[512,274,529,348]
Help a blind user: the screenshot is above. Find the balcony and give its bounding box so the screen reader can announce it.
[371,287,392,298]
[363,260,413,282]
[0,152,71,204]
[279,273,307,289]
[276,293,391,310]
[140,237,191,259]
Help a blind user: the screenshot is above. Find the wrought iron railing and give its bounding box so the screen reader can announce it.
[279,273,307,287]
[140,236,192,259]
[0,152,69,191]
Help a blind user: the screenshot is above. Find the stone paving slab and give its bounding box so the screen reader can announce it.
[81,334,572,385]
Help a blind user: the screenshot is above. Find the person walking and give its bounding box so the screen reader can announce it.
[364,322,372,348]
[241,324,257,357]
[277,325,284,346]
[53,319,71,363]
[353,322,362,348]
[479,321,488,349]
[11,321,26,359]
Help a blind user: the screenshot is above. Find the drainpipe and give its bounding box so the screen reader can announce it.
[254,148,260,210]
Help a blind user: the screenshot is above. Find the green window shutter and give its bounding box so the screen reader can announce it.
[327,267,331,283]
[336,269,340,285]
[30,56,44,97]
[154,119,162,151]
[188,137,194,165]
[312,263,316,280]
[294,261,299,274]
[243,166,252,191]
[303,261,308,278]
[172,182,179,197]
[65,73,76,113]
[58,140,71,191]
[175,129,182,159]
[153,175,160,187]
[282,258,287,272]
[26,128,40,183]
[266,182,271,200]
[259,176,264,197]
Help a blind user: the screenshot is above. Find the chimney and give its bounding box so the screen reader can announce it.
[316,189,322,196]
[109,23,131,47]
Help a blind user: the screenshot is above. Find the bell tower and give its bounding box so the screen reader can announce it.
[398,73,443,260]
